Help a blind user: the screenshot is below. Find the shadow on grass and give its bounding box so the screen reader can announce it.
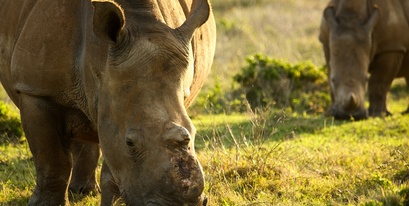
[3,197,30,205]
[194,111,351,151]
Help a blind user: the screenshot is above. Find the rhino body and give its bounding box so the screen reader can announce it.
[319,0,409,119]
[0,0,215,205]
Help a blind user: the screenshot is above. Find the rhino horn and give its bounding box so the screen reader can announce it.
[92,0,126,43]
[177,0,211,42]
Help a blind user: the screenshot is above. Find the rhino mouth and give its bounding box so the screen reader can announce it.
[169,153,204,199]
[331,107,368,120]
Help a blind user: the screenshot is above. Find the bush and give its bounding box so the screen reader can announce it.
[0,101,23,143]
[234,54,330,114]
[190,78,248,115]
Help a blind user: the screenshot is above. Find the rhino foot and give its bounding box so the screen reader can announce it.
[28,190,69,206]
[69,181,101,195]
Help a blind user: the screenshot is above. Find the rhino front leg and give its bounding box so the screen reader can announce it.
[100,161,121,206]
[69,140,101,194]
[20,94,72,206]
[368,52,404,117]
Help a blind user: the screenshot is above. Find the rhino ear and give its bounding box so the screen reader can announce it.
[176,0,211,42]
[92,0,126,43]
[364,5,380,34]
[324,6,338,29]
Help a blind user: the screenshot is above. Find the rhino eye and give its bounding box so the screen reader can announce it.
[126,138,134,147]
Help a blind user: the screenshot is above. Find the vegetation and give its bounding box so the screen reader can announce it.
[3,0,409,206]
[195,105,409,205]
[234,54,329,113]
[2,92,409,205]
[0,102,23,144]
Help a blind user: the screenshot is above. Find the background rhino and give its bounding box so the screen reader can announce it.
[319,0,409,119]
[0,0,216,205]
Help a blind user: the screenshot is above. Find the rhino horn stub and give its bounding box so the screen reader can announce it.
[345,93,358,111]
[92,0,126,43]
[176,0,211,42]
[164,122,191,149]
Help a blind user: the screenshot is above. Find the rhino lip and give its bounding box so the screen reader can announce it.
[169,152,204,198]
[177,156,194,178]
[331,107,368,120]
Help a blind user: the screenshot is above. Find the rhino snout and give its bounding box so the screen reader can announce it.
[330,91,368,120]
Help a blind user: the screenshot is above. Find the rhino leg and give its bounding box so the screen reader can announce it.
[368,52,404,117]
[100,161,121,206]
[20,94,71,206]
[403,76,409,114]
[69,140,101,194]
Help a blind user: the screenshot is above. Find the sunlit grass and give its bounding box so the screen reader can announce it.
[2,94,409,205]
[196,109,409,205]
[2,0,409,205]
[204,0,327,92]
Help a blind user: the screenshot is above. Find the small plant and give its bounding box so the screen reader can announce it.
[0,101,23,143]
[191,78,248,115]
[234,54,330,114]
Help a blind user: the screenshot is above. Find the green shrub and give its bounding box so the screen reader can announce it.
[234,54,330,114]
[0,101,23,143]
[191,78,248,115]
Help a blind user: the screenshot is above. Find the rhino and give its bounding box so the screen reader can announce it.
[0,0,216,205]
[319,0,409,120]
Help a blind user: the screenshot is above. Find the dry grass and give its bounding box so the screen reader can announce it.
[206,0,327,90]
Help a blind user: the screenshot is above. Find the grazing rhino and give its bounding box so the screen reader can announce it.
[0,0,216,205]
[319,0,409,120]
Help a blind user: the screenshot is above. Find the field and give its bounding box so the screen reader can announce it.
[2,0,409,205]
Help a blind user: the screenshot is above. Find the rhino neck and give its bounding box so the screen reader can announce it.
[79,0,110,124]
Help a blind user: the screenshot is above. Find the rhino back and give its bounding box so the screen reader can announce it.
[372,0,409,54]
[0,0,94,109]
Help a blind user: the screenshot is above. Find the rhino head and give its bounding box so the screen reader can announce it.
[91,0,210,205]
[322,3,380,120]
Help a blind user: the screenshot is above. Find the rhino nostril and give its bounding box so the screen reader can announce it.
[125,138,134,147]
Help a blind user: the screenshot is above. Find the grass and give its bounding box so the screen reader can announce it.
[205,0,327,91]
[194,95,409,205]
[3,0,409,205]
[2,86,409,205]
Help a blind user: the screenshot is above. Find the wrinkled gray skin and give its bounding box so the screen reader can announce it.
[319,0,409,120]
[0,0,216,205]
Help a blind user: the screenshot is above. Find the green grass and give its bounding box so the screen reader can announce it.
[194,98,409,205]
[3,0,409,205]
[1,90,409,205]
